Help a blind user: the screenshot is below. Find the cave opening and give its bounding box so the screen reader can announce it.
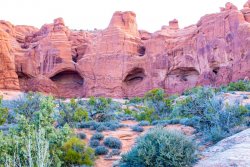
[50,70,84,85]
[138,46,146,56]
[50,70,84,97]
[168,67,200,83]
[17,72,32,90]
[212,67,220,75]
[124,68,145,85]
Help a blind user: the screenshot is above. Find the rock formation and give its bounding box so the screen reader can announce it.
[0,25,19,90]
[1,2,250,98]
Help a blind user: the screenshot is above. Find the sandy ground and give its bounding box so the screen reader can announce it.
[75,120,195,167]
[0,89,24,100]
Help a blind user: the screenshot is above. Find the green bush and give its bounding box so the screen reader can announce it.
[131,88,174,122]
[95,146,109,155]
[169,86,250,143]
[87,97,118,122]
[110,149,121,156]
[89,139,100,148]
[62,137,95,166]
[226,80,250,91]
[120,127,196,167]
[91,133,104,141]
[96,124,108,132]
[7,92,46,123]
[128,96,143,104]
[57,98,88,127]
[80,121,122,132]
[0,96,8,125]
[131,125,144,132]
[138,120,150,126]
[0,93,73,166]
[133,107,157,123]
[104,137,122,149]
[77,132,86,139]
[124,107,132,115]
[201,98,250,142]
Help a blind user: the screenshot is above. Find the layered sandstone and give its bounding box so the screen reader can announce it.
[0,26,19,90]
[1,2,250,98]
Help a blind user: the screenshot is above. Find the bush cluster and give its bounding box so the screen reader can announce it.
[57,98,89,127]
[138,120,150,126]
[131,125,144,132]
[225,80,250,91]
[91,132,104,141]
[0,93,97,166]
[62,137,95,166]
[86,97,121,122]
[89,139,100,148]
[104,137,122,149]
[77,132,87,139]
[95,146,109,155]
[172,87,250,142]
[120,127,196,167]
[128,88,174,123]
[80,120,123,132]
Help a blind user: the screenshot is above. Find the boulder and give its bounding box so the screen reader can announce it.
[195,128,250,167]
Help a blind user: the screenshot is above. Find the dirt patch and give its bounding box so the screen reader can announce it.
[75,121,195,167]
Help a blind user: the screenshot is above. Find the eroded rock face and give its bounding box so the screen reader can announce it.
[0,27,19,90]
[1,2,250,97]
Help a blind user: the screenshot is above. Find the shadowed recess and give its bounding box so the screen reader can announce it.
[50,70,84,85]
[124,68,145,85]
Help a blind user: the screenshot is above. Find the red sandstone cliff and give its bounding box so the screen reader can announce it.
[1,2,250,98]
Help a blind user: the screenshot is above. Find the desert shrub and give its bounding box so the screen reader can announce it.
[131,125,144,132]
[80,121,122,132]
[171,87,215,118]
[62,137,95,166]
[57,98,89,127]
[105,149,121,158]
[91,133,104,141]
[0,93,73,166]
[120,127,196,167]
[138,120,150,126]
[0,96,8,125]
[133,107,156,123]
[124,107,132,115]
[171,87,250,142]
[183,86,206,95]
[79,121,97,128]
[77,132,86,139]
[144,88,172,117]
[226,80,250,91]
[89,139,100,148]
[103,121,122,131]
[86,97,121,122]
[179,117,200,127]
[96,124,108,132]
[104,137,122,149]
[199,98,250,142]
[131,88,174,122]
[95,146,109,155]
[1,127,52,167]
[129,96,143,104]
[152,120,171,126]
[110,149,121,156]
[7,92,44,123]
